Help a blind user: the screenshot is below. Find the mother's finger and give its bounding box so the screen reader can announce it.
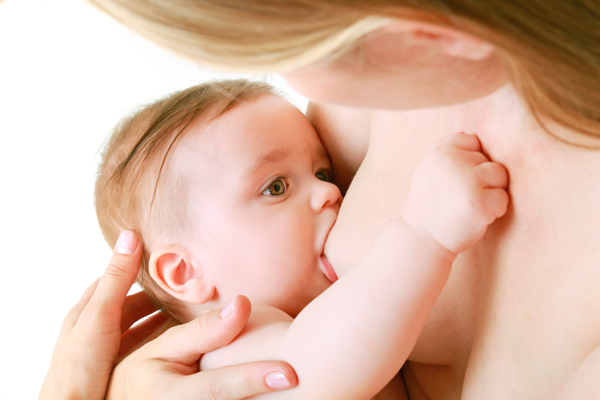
[178,361,297,399]
[61,278,101,333]
[118,311,171,360]
[149,295,252,364]
[120,290,158,333]
[86,230,142,319]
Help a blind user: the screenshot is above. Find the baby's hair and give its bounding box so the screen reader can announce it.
[95,79,281,320]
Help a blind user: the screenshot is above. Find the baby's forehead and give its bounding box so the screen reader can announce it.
[176,95,322,162]
[165,98,329,205]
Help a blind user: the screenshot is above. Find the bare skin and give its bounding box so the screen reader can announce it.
[40,230,298,400]
[309,85,600,400]
[88,14,598,400]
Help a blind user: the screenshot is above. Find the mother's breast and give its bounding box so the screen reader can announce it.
[315,104,478,370]
[310,87,600,399]
[320,105,467,276]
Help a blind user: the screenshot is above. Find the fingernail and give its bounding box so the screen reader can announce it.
[265,372,291,389]
[220,296,237,319]
[115,230,137,255]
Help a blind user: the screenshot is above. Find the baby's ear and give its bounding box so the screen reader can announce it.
[149,245,214,304]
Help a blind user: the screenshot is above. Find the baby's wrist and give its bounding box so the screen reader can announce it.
[395,216,457,263]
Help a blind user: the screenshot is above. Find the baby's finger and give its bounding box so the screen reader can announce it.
[439,132,482,152]
[461,149,489,166]
[476,162,509,188]
[120,290,158,333]
[482,188,509,219]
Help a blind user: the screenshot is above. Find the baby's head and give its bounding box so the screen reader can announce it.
[95,79,341,322]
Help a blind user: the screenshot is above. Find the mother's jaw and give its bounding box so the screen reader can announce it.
[283,21,510,110]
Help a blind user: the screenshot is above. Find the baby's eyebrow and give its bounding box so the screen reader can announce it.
[245,146,293,177]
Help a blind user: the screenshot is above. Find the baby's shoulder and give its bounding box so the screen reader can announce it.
[246,304,294,330]
[200,305,293,371]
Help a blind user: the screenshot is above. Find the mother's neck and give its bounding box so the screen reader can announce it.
[402,84,582,171]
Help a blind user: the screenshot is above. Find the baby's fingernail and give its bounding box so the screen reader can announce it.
[115,230,137,255]
[220,296,237,319]
[266,372,291,389]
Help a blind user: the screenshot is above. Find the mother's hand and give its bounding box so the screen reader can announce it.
[39,230,297,400]
[107,294,297,399]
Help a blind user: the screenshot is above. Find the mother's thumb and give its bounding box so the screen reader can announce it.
[147,295,252,363]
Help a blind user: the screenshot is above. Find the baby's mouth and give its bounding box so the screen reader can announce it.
[318,216,339,283]
[319,254,338,283]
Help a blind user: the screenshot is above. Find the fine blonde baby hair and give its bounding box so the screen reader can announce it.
[95,79,280,319]
[89,0,600,146]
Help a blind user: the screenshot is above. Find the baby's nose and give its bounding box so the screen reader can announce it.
[310,181,342,212]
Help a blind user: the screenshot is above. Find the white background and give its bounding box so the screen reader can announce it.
[0,0,307,398]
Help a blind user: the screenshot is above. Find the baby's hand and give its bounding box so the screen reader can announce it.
[403,133,508,255]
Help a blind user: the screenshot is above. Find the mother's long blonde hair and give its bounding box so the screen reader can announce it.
[89,0,600,144]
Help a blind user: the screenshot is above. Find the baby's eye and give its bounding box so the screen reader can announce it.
[315,170,329,182]
[262,179,287,196]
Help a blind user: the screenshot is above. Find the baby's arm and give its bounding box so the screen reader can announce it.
[204,133,508,400]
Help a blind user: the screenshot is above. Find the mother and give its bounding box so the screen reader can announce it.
[42,1,600,399]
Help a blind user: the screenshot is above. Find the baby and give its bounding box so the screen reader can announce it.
[95,79,508,399]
